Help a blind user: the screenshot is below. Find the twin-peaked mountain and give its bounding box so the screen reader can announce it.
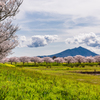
[39,46,98,58]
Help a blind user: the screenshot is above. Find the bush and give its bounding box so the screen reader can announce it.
[79,63,85,67]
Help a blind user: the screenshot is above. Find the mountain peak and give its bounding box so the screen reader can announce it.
[39,46,98,58]
[75,46,84,49]
[78,46,83,48]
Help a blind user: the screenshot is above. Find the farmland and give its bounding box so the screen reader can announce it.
[0,63,100,100]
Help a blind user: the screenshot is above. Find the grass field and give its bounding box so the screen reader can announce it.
[0,63,100,100]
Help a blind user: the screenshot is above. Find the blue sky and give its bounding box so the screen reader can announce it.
[9,0,100,57]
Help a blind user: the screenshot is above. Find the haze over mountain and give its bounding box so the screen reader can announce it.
[39,46,98,58]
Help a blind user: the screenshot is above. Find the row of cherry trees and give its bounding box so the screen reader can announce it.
[1,55,100,65]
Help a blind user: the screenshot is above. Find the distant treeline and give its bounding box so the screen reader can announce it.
[0,55,100,67]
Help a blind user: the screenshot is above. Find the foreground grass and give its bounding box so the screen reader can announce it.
[1,64,100,99]
[24,65,100,85]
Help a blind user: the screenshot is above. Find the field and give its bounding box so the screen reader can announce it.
[0,63,100,100]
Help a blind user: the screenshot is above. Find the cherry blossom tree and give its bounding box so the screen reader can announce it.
[0,0,23,60]
[19,56,30,65]
[0,57,9,64]
[0,0,23,21]
[30,57,44,65]
[25,57,31,64]
[37,58,44,63]
[54,57,65,63]
[74,55,86,63]
[43,57,54,68]
[94,56,100,66]
[8,57,20,64]
[43,57,54,63]
[86,56,96,63]
[8,57,14,64]
[94,56,100,62]
[64,56,76,64]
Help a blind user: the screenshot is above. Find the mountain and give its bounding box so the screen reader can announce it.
[39,46,98,58]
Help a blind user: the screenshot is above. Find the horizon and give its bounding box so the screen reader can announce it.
[9,46,99,58]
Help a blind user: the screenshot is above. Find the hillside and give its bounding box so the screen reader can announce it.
[39,46,98,57]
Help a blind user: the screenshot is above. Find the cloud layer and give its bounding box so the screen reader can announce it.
[17,0,100,20]
[19,35,58,47]
[65,32,100,47]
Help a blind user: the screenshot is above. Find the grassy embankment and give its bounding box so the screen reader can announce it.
[0,63,100,100]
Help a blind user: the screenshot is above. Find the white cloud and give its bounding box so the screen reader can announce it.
[65,32,100,47]
[17,0,100,20]
[18,36,28,47]
[18,35,58,47]
[20,36,26,42]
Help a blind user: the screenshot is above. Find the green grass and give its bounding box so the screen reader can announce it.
[0,63,100,99]
[24,65,100,85]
